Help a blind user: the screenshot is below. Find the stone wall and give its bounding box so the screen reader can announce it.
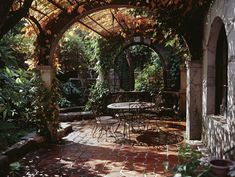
[202,0,235,158]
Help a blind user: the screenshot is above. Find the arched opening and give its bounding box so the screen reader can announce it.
[113,44,165,93]
[56,28,98,108]
[215,25,228,116]
[202,16,231,158]
[206,17,228,117]
[36,5,154,65]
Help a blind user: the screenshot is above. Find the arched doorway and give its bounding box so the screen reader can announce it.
[114,44,164,92]
[202,16,230,157]
[205,17,228,117]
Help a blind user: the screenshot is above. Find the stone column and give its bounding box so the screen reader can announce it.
[39,65,55,88]
[38,65,58,141]
[186,60,202,140]
[179,65,186,117]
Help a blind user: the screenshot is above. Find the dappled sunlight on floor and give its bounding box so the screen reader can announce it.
[11,118,186,177]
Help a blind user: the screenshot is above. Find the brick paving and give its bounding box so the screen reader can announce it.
[11,118,185,177]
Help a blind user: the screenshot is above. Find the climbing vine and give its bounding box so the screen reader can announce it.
[86,36,124,111]
[31,71,60,141]
[95,37,124,79]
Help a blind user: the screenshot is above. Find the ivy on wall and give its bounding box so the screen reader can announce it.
[31,72,60,141]
[86,36,124,111]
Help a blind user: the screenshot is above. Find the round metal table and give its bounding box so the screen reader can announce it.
[107,102,155,139]
[107,102,155,110]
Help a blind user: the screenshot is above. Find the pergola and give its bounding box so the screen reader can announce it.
[0,0,212,141]
[18,0,209,64]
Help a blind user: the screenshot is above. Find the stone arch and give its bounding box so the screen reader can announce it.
[202,15,230,157]
[205,17,225,115]
[113,36,171,89]
[36,1,153,65]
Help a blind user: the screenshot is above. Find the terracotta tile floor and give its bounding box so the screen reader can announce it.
[13,118,186,177]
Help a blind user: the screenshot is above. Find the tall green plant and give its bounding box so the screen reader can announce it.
[0,67,34,120]
[0,22,36,121]
[135,64,164,94]
[58,80,81,108]
[60,31,88,71]
[86,80,110,113]
[86,37,122,111]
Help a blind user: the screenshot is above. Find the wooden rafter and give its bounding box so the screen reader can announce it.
[34,6,60,22]
[47,0,67,13]
[28,15,44,34]
[118,14,130,33]
[66,0,74,5]
[78,20,108,39]
[110,10,129,34]
[73,0,80,4]
[30,6,49,18]
[87,15,112,36]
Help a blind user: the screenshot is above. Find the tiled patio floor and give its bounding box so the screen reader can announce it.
[12,118,186,177]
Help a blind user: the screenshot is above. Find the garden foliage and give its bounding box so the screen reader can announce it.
[0,23,35,121]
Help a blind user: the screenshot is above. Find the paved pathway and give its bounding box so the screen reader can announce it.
[10,119,186,177]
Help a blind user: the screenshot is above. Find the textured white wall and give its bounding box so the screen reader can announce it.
[202,0,235,158]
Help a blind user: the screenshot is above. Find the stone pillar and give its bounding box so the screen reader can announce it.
[186,60,202,140]
[39,65,55,88]
[38,65,58,141]
[179,65,186,117]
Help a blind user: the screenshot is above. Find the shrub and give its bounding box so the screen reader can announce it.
[172,145,211,177]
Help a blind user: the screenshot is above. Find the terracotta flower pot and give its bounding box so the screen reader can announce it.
[210,159,235,177]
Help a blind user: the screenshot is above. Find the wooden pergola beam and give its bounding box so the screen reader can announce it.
[66,0,74,5]
[110,10,128,34]
[30,6,49,18]
[87,15,113,36]
[47,0,67,13]
[78,20,108,39]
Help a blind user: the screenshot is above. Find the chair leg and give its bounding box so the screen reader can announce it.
[128,123,131,139]
[110,125,117,140]
[105,128,108,142]
[114,120,121,133]
[97,128,104,141]
[92,124,98,137]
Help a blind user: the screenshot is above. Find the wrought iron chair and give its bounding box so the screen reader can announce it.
[123,102,146,138]
[141,93,163,130]
[91,104,119,141]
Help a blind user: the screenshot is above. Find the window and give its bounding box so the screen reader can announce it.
[215,25,228,116]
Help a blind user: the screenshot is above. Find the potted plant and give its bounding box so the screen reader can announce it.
[210,159,235,177]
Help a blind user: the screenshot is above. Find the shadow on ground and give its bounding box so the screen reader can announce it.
[7,119,185,177]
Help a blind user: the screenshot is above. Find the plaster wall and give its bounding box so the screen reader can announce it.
[202,0,235,158]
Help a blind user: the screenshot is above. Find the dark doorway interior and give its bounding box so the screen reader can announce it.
[215,25,228,115]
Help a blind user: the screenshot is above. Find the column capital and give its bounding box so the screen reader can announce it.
[37,65,53,70]
[38,65,55,88]
[180,64,186,71]
[186,60,202,69]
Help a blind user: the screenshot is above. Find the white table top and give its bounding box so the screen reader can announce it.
[107,102,155,110]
